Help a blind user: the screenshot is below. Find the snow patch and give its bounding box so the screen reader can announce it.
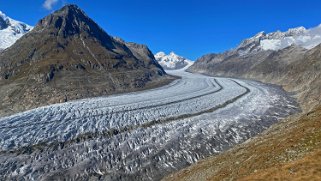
[0,11,33,49]
[260,25,321,51]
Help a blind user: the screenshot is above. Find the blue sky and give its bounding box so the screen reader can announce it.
[1,0,321,60]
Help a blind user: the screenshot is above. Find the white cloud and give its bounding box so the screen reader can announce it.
[43,0,59,10]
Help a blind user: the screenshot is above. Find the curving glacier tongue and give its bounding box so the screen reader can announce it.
[0,70,298,180]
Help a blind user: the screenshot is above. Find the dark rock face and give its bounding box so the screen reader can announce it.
[125,42,165,72]
[0,5,171,117]
[0,16,8,30]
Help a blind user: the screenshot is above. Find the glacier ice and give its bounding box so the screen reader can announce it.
[0,70,299,180]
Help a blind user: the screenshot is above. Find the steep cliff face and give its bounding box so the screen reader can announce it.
[287,44,321,108]
[0,5,171,117]
[125,42,165,71]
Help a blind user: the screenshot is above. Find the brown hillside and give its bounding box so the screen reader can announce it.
[0,5,173,117]
[165,40,321,181]
[164,106,321,181]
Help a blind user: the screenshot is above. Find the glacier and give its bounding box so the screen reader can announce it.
[0,69,298,180]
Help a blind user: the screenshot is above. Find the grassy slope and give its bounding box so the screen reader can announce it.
[165,44,321,181]
[164,106,321,181]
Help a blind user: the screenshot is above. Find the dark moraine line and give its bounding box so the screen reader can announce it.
[84,78,223,114]
[0,78,222,129]
[87,78,219,113]
[0,79,250,154]
[140,79,250,128]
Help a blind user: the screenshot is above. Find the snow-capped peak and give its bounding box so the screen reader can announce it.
[0,11,33,50]
[287,26,307,35]
[155,51,193,70]
[260,25,321,51]
[155,51,166,59]
[169,51,177,56]
[254,31,266,39]
[0,11,6,18]
[235,25,321,55]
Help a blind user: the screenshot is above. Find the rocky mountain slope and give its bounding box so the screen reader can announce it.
[0,5,171,117]
[188,25,321,111]
[0,11,32,50]
[166,25,321,180]
[155,51,193,69]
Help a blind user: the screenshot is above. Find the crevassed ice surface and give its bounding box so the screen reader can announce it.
[0,69,299,180]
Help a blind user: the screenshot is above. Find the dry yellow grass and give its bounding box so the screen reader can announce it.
[164,106,321,181]
[239,149,321,181]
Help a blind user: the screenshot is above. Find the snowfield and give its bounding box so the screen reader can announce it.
[0,11,32,49]
[260,25,321,51]
[0,69,298,180]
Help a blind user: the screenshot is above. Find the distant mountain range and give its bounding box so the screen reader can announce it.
[189,24,321,111]
[236,25,321,55]
[0,5,171,116]
[0,11,32,50]
[155,51,193,70]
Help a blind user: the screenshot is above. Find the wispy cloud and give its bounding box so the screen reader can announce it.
[43,0,59,10]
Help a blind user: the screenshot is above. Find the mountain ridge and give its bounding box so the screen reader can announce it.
[155,51,193,70]
[188,23,321,111]
[236,25,321,55]
[0,5,172,117]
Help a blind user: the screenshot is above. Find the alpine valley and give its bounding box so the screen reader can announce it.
[0,3,321,181]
